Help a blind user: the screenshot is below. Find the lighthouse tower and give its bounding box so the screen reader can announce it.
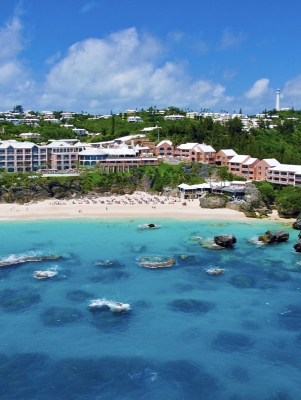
[276,89,280,111]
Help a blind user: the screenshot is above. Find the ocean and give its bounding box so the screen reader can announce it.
[0,218,300,399]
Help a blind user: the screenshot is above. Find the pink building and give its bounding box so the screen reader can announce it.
[254,158,280,181]
[228,155,251,176]
[215,149,237,166]
[240,157,260,180]
[155,140,174,158]
[175,143,216,164]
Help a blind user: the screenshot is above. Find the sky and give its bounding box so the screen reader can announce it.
[1,0,301,115]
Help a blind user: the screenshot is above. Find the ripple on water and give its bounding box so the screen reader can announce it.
[41,307,83,326]
[278,305,301,330]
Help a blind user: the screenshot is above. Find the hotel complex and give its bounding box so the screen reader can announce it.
[0,134,301,186]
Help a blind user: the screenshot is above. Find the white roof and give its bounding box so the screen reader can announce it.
[177,143,199,150]
[261,158,280,166]
[0,141,39,149]
[219,149,237,156]
[47,141,72,148]
[197,144,216,152]
[242,157,258,165]
[79,149,106,156]
[156,140,172,147]
[140,127,159,132]
[268,164,301,172]
[229,155,250,163]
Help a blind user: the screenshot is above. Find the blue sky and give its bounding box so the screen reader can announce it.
[1,0,301,115]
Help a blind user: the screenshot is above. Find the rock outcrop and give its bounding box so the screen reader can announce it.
[258,230,289,244]
[293,232,301,252]
[214,234,237,248]
[292,219,301,230]
[239,183,270,217]
[200,194,230,209]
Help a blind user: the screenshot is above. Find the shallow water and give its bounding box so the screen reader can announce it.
[0,218,300,399]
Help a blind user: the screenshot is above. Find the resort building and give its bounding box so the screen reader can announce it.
[266,164,301,186]
[227,155,251,176]
[156,140,174,159]
[78,141,158,172]
[254,158,280,181]
[215,149,237,166]
[0,140,47,172]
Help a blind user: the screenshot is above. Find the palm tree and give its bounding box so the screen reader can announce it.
[216,166,229,187]
[207,167,214,190]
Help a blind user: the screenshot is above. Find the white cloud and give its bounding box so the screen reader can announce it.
[42,27,230,113]
[0,15,24,59]
[283,75,301,97]
[219,29,245,50]
[46,52,61,65]
[244,78,270,100]
[0,13,34,109]
[80,2,95,13]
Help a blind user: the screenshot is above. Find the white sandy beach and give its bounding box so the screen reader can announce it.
[0,192,293,222]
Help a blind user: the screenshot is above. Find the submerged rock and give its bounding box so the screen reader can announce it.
[278,305,301,330]
[258,230,289,244]
[0,288,40,311]
[214,234,237,248]
[41,307,82,326]
[212,331,255,352]
[169,299,215,315]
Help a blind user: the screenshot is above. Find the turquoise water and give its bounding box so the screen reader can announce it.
[0,218,301,399]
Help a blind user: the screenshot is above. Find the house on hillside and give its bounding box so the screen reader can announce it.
[254,158,280,181]
[19,132,41,140]
[155,140,174,158]
[228,155,251,176]
[215,149,237,166]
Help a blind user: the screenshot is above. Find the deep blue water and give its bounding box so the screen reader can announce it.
[0,218,301,399]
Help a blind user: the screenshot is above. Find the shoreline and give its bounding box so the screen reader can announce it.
[0,194,295,223]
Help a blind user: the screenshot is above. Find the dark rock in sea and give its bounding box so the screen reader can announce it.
[91,309,132,332]
[0,288,40,311]
[292,219,301,230]
[169,299,215,315]
[228,365,249,382]
[66,290,93,302]
[212,331,255,352]
[241,320,260,331]
[293,239,301,252]
[161,359,221,399]
[230,275,256,289]
[214,234,237,248]
[41,307,83,326]
[90,270,130,283]
[265,391,293,400]
[258,230,289,244]
[295,333,301,347]
[278,305,301,330]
